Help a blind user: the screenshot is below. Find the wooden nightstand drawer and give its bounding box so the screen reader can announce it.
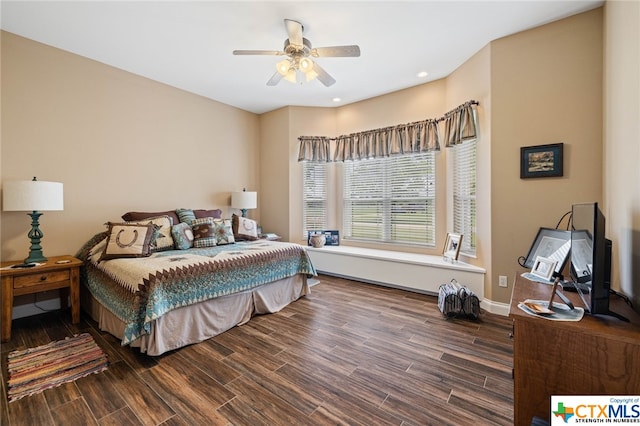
[13,270,70,289]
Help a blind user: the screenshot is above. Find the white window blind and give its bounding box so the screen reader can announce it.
[342,153,435,246]
[302,162,328,239]
[451,140,476,254]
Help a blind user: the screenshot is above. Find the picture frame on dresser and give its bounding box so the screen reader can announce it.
[531,256,557,281]
[522,227,570,273]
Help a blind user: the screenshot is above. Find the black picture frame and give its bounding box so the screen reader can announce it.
[523,227,571,273]
[520,143,564,179]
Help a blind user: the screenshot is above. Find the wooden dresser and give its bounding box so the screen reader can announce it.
[509,275,640,426]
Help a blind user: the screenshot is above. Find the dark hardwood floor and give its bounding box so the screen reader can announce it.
[1,274,514,425]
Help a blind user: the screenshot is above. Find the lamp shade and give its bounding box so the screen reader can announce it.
[3,180,64,212]
[231,191,257,210]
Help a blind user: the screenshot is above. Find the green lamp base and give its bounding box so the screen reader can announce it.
[24,211,48,264]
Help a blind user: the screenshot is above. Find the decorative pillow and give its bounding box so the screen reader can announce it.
[232,214,259,241]
[213,218,235,245]
[191,217,217,248]
[128,215,174,252]
[171,222,194,250]
[100,222,156,261]
[121,210,180,226]
[176,208,196,225]
[194,209,223,219]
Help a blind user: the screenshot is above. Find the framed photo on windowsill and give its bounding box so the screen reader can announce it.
[520,143,563,179]
[443,233,463,261]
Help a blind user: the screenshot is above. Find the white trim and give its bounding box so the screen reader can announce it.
[480,298,511,316]
[306,245,515,317]
[306,245,485,299]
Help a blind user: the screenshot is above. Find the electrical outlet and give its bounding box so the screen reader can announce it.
[499,275,508,288]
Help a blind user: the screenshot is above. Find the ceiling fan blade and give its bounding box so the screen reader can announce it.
[233,50,284,56]
[284,19,303,48]
[312,45,361,57]
[313,62,336,87]
[266,71,284,86]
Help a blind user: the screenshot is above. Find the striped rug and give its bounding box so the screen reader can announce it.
[7,333,108,402]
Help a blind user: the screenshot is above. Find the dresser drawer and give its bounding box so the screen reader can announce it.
[13,270,70,289]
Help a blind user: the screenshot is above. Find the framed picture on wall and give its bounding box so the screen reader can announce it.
[520,143,564,179]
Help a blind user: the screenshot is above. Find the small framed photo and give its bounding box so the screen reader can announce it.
[531,256,557,281]
[520,143,563,179]
[443,233,463,261]
[307,230,340,246]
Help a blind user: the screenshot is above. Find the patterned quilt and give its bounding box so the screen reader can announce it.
[77,233,316,346]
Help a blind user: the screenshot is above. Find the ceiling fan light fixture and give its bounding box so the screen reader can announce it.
[299,57,313,72]
[276,59,291,76]
[235,19,360,87]
[305,69,319,82]
[284,69,297,83]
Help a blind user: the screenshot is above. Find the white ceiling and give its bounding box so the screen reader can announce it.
[1,1,603,114]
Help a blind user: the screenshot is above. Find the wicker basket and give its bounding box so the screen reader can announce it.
[437,279,480,320]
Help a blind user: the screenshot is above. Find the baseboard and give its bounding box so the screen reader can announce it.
[481,298,511,316]
[314,272,511,317]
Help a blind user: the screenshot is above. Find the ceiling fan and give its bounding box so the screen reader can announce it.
[233,19,360,87]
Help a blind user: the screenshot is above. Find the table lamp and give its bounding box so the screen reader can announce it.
[2,177,64,264]
[231,188,257,217]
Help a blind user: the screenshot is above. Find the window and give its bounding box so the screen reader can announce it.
[302,162,328,239]
[451,140,476,255]
[342,153,435,246]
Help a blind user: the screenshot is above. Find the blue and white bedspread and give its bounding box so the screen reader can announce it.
[77,234,316,346]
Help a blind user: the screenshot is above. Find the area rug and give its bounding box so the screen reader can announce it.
[7,333,108,402]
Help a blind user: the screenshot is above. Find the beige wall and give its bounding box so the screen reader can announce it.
[258,107,290,238]
[258,106,337,242]
[6,4,634,314]
[287,107,337,242]
[1,31,260,260]
[260,9,605,306]
[445,44,493,297]
[490,8,603,303]
[604,0,640,309]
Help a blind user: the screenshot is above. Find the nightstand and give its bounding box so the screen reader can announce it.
[1,255,82,342]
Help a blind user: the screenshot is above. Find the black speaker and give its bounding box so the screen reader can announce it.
[604,238,612,291]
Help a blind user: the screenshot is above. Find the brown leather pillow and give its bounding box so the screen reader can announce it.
[122,210,180,225]
[193,209,223,219]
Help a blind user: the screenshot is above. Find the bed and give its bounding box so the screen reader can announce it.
[76,214,316,356]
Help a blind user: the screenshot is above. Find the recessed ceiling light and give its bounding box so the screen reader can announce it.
[417,71,429,78]
[332,97,341,102]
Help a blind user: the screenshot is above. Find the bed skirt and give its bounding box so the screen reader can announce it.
[81,274,309,355]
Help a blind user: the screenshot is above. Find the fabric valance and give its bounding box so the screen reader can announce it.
[297,137,332,162]
[444,101,478,147]
[298,100,478,162]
